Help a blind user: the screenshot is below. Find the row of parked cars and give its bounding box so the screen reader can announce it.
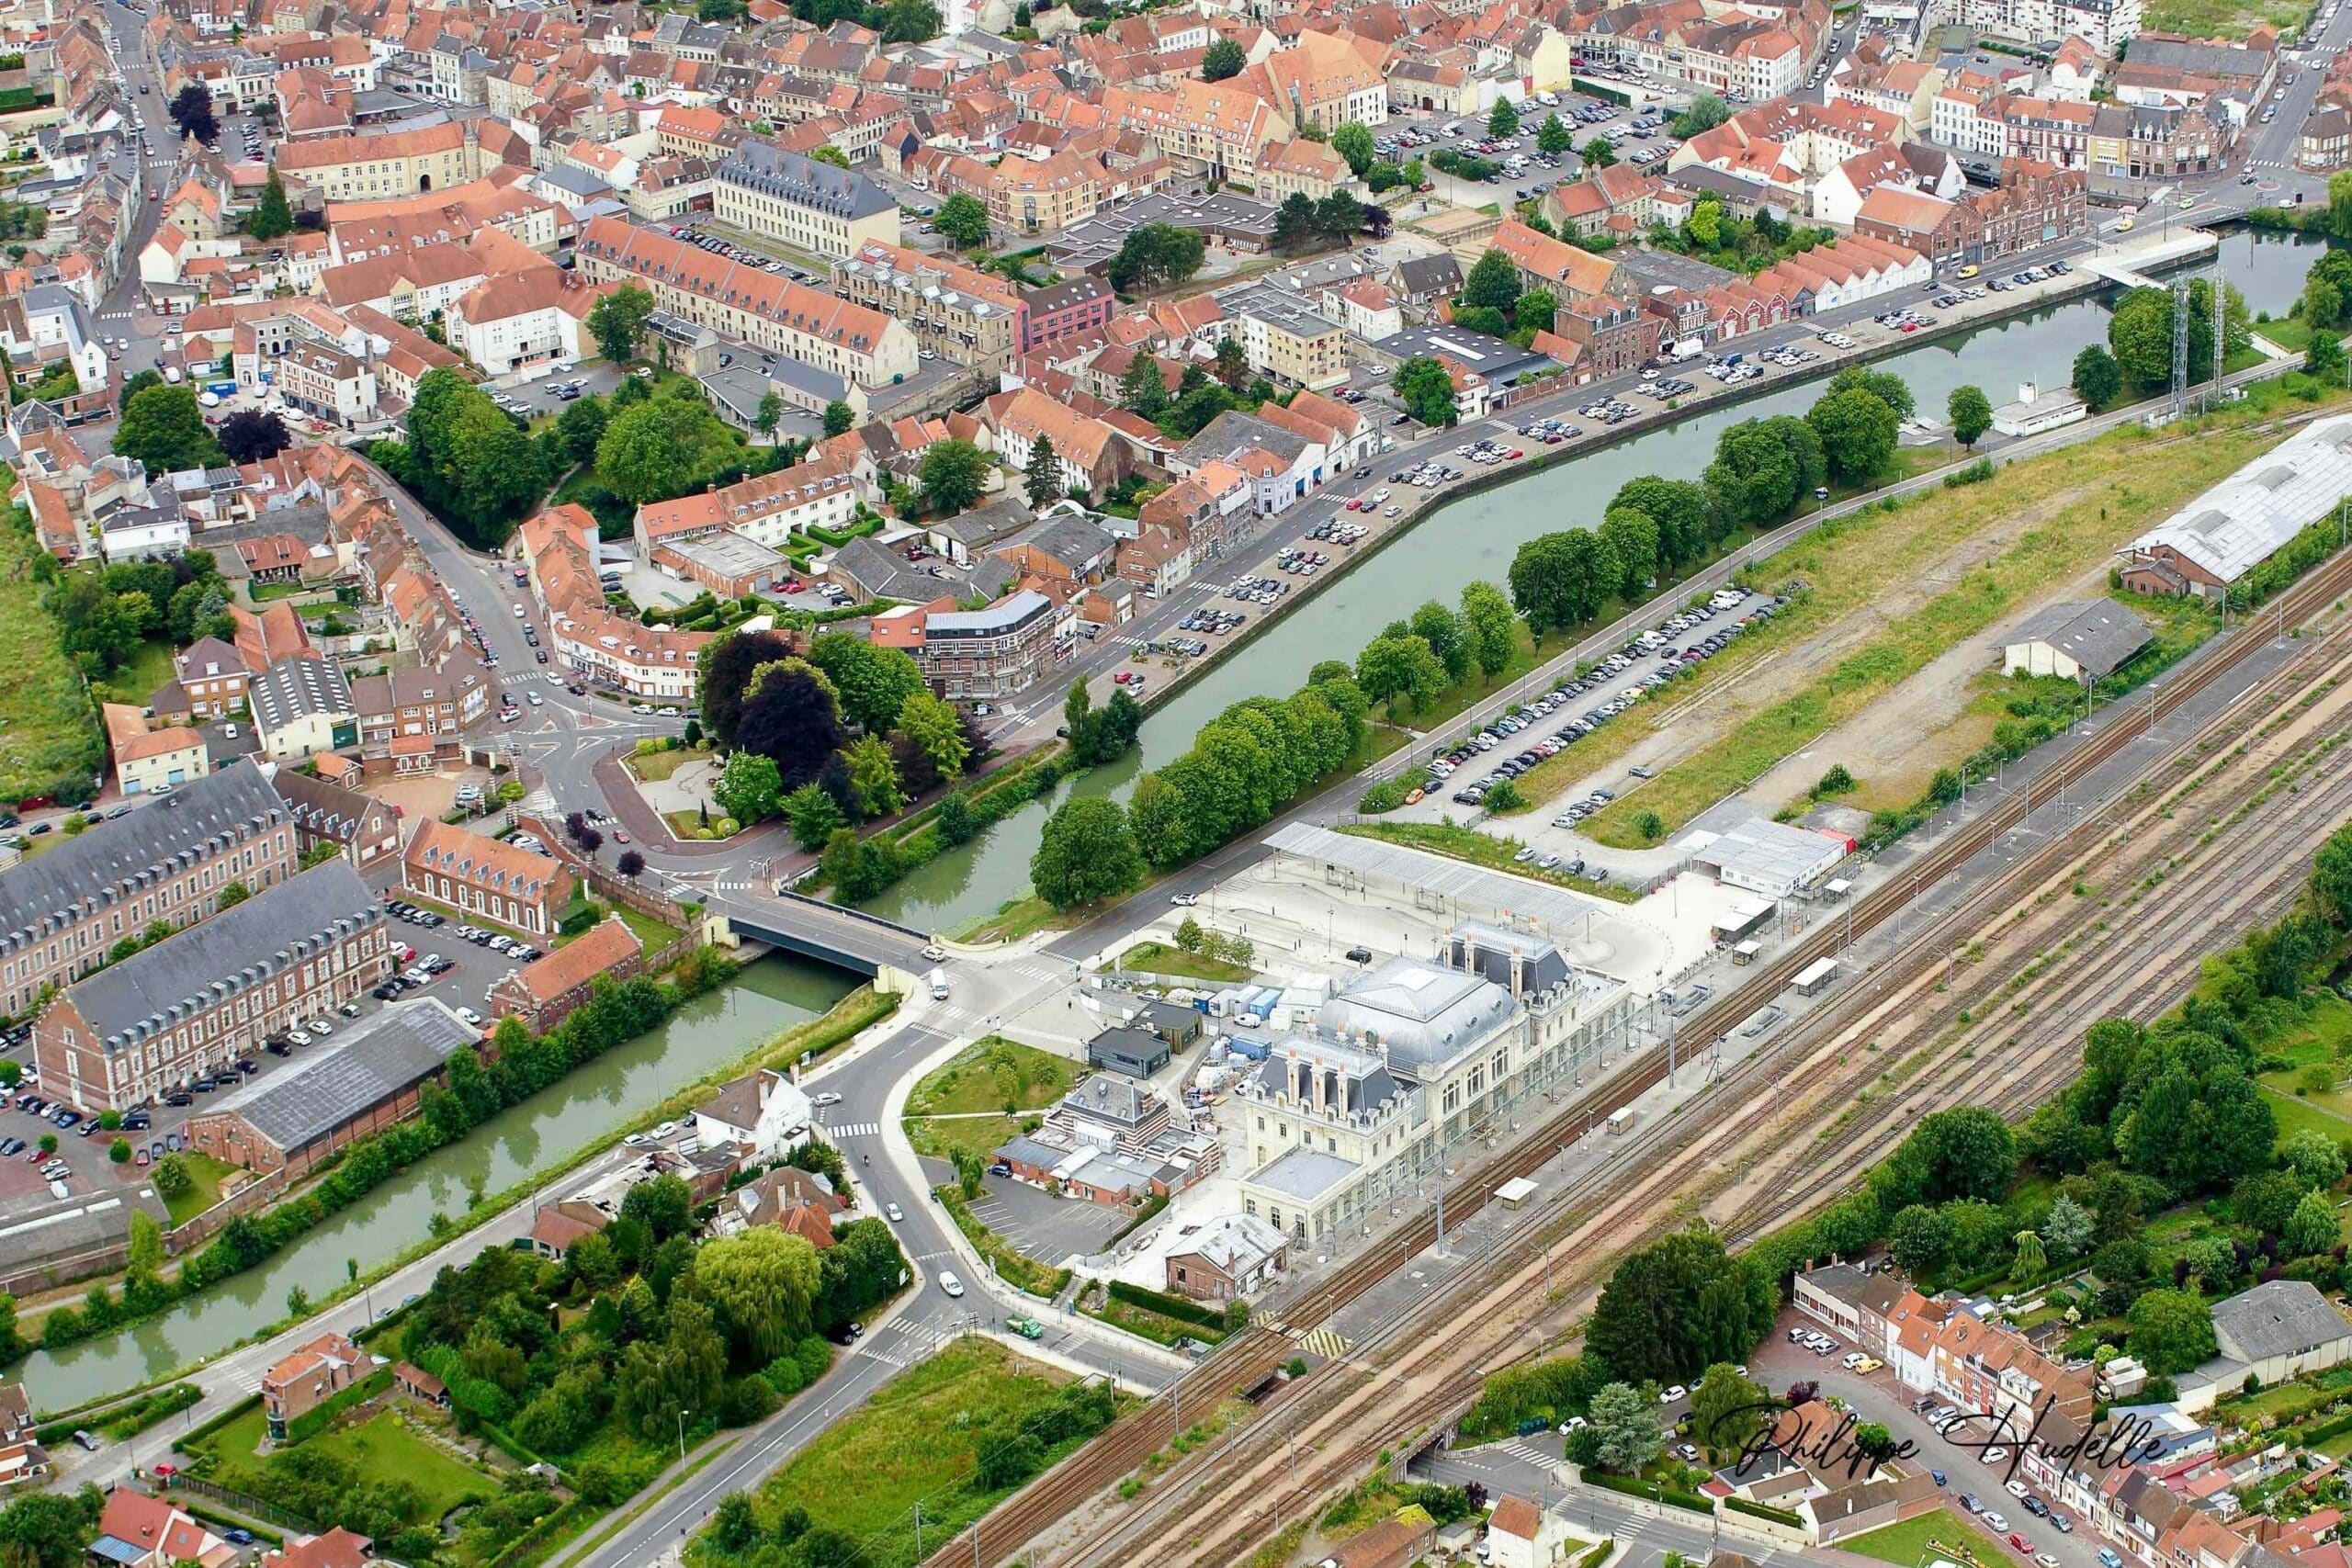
[1225,573,1292,607]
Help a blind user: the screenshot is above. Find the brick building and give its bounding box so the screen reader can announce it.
[488,915,644,1032]
[34,860,392,1111]
[0,761,295,1022]
[401,820,576,937]
[260,1331,367,1440]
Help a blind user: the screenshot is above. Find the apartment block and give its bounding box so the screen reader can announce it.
[33,859,391,1111]
[0,763,296,1021]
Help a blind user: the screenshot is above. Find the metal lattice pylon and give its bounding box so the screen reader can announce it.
[2211,260,2227,407]
[2172,276,2191,421]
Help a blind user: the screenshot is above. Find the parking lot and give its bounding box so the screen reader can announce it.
[920,1156,1131,1265]
[1405,586,1782,827]
[1374,93,1681,202]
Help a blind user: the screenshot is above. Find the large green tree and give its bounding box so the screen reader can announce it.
[1331,122,1375,178]
[1463,248,1521,313]
[1460,580,1519,679]
[1354,632,1445,712]
[1585,1226,1775,1385]
[690,1227,821,1364]
[935,193,992,249]
[587,283,657,365]
[1587,1382,1663,1472]
[1609,475,1713,566]
[114,384,225,472]
[894,690,969,780]
[1508,529,1619,635]
[1687,1362,1770,1461]
[805,631,924,734]
[1106,223,1205,292]
[714,750,783,824]
[1825,366,1915,421]
[1704,415,1825,532]
[1200,37,1246,80]
[2125,1288,2216,1374]
[915,437,990,514]
[2072,344,2124,411]
[247,170,293,240]
[1391,355,1458,425]
[1032,795,1143,908]
[1596,507,1658,600]
[1806,385,1900,485]
[1948,384,1993,449]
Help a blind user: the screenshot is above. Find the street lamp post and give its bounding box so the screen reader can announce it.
[676,1407,689,1465]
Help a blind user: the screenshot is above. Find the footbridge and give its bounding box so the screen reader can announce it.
[2078,228,2222,290]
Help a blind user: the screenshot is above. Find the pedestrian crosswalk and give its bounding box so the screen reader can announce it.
[931,1003,983,1032]
[821,1121,880,1138]
[713,879,761,894]
[1498,1438,1555,1467]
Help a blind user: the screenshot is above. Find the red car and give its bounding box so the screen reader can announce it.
[2008,1536,2034,1555]
[613,829,630,844]
[1114,671,1136,684]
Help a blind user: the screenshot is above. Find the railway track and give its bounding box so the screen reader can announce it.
[922,525,2352,1568]
[1088,643,2352,1568]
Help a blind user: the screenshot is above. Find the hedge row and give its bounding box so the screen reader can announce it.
[1724,1495,1803,1528]
[1106,1278,1228,1330]
[284,1367,391,1447]
[1578,1469,1712,1515]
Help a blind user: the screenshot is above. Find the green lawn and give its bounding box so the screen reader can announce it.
[1575,413,2313,847]
[746,1337,1095,1564]
[199,1405,492,1525]
[1846,1506,2014,1568]
[0,535,108,805]
[2143,0,2311,39]
[183,1399,267,1464]
[1338,820,1639,903]
[2260,1084,2352,1150]
[625,745,708,784]
[904,1038,1072,1163]
[90,637,178,708]
[556,899,681,956]
[2261,317,2317,354]
[301,1410,493,1517]
[1106,940,1254,984]
[158,1149,239,1226]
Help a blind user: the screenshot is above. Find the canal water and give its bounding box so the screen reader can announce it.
[21,958,852,1410]
[861,226,2341,935]
[22,230,2334,1411]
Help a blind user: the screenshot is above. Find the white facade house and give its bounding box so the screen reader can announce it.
[444,270,594,377]
[691,1067,814,1164]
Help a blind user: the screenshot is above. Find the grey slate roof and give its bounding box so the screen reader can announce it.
[715,141,897,221]
[2006,599,2152,681]
[0,762,286,956]
[249,654,355,734]
[2212,1279,2352,1363]
[198,997,475,1153]
[62,860,382,1055]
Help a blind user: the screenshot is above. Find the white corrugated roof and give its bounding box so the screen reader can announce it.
[2130,415,2352,583]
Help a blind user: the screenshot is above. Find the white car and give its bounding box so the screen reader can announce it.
[885,1202,904,1222]
[1983,1512,2010,1533]
[288,1029,311,1046]
[812,1090,843,1107]
[939,1270,965,1297]
[457,1007,483,1026]
[653,1121,679,1138]
[1659,1383,1687,1404]
[310,1017,332,1035]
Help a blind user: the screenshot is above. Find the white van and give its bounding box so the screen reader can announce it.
[162,365,183,384]
[939,1270,965,1297]
[928,967,949,999]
